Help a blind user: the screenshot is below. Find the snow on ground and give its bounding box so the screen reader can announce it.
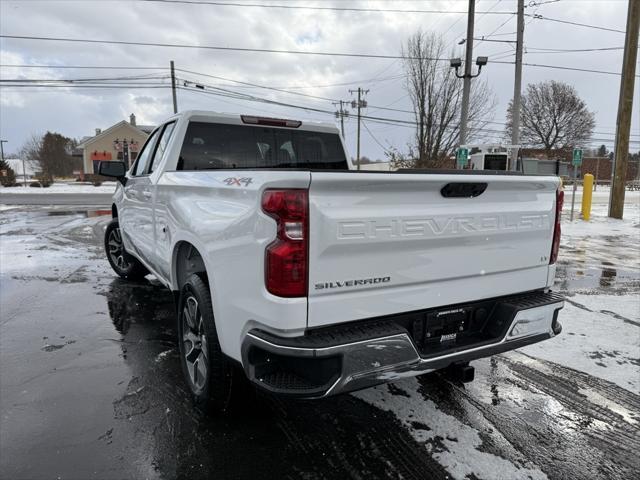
[0,182,117,194]
[524,199,640,394]
[563,185,640,205]
[353,378,548,480]
[562,198,640,233]
[521,295,640,394]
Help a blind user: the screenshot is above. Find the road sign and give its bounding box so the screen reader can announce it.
[456,147,469,167]
[572,148,583,166]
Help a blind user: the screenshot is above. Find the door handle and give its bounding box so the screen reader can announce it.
[142,190,152,199]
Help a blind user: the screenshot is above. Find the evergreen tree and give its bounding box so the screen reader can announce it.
[0,159,17,187]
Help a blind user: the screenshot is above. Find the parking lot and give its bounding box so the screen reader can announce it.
[1,203,639,480]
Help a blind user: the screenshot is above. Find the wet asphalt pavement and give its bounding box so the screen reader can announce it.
[1,206,639,480]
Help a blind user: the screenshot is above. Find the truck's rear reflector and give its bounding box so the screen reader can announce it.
[550,188,564,264]
[241,115,302,128]
[262,189,308,297]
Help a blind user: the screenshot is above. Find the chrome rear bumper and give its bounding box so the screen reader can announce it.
[241,292,564,398]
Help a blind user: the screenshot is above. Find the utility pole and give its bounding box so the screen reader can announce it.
[170,60,178,114]
[349,88,369,170]
[333,100,349,138]
[510,0,525,171]
[459,0,475,145]
[609,0,639,219]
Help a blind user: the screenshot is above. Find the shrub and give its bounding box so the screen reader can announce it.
[29,180,51,188]
[0,160,17,187]
[93,181,103,187]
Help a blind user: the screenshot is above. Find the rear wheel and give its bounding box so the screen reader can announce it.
[104,219,148,280]
[178,273,234,412]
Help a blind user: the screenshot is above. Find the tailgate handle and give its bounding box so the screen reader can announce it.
[441,182,487,198]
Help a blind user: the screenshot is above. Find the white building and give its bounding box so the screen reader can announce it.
[5,158,41,181]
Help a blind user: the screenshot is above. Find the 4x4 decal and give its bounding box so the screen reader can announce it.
[224,177,253,187]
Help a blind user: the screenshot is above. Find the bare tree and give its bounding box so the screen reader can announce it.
[19,133,43,177]
[401,30,496,168]
[506,80,595,152]
[385,145,417,170]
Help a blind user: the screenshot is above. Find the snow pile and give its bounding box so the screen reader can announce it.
[562,201,640,235]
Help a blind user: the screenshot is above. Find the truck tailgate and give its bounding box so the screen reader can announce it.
[307,172,559,328]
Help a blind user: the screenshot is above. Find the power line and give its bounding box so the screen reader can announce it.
[0,84,170,89]
[2,34,630,77]
[0,34,448,61]
[518,62,638,77]
[0,73,169,82]
[526,13,626,33]
[362,121,392,153]
[475,11,517,47]
[176,68,337,102]
[0,64,405,89]
[0,64,166,70]
[138,0,517,15]
[526,46,625,53]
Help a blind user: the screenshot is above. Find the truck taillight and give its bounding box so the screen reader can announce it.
[550,188,564,264]
[262,189,308,297]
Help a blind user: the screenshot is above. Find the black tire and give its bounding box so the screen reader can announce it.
[104,219,148,280]
[178,273,234,412]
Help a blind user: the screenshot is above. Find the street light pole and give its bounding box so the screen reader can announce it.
[459,0,475,145]
[510,0,525,171]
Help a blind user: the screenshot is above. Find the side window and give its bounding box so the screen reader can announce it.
[148,122,176,174]
[132,129,160,176]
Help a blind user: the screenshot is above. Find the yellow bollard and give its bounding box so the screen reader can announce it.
[581,173,594,221]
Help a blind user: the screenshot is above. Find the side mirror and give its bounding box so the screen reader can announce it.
[98,161,127,183]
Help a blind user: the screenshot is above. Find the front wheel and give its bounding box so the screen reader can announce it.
[178,273,234,412]
[104,219,148,280]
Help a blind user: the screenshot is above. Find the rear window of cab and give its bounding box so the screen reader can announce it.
[177,121,348,170]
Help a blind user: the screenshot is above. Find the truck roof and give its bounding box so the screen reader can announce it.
[165,110,341,135]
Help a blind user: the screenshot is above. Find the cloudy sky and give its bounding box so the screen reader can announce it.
[1,0,638,160]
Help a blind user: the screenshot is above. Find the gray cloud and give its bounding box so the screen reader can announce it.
[1,0,637,159]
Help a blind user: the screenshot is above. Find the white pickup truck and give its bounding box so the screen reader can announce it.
[99,110,565,411]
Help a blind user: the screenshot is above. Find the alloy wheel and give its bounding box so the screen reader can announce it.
[182,295,209,392]
[107,227,130,271]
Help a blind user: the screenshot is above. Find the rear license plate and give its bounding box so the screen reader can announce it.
[425,308,469,342]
